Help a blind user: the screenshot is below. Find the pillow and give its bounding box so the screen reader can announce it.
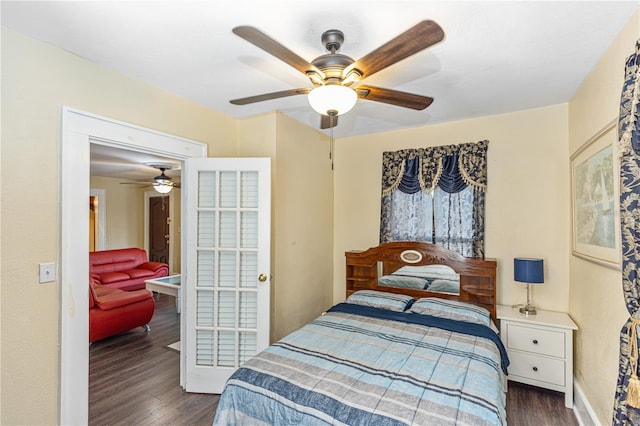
[346,290,414,312]
[408,297,497,331]
[426,279,459,294]
[378,274,429,289]
[392,265,459,281]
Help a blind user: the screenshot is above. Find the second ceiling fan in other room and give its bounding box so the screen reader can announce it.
[120,163,181,194]
[229,20,445,129]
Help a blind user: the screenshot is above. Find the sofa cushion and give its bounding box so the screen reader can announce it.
[99,271,131,284]
[126,268,157,279]
[94,288,154,311]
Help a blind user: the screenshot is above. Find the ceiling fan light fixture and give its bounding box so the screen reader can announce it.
[154,183,173,194]
[153,169,174,194]
[308,85,357,116]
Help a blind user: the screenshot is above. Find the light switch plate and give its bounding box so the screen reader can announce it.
[39,262,56,283]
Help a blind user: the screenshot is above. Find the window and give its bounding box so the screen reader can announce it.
[380,141,488,258]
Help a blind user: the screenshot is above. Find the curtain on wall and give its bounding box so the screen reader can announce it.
[379,140,488,258]
[614,39,640,426]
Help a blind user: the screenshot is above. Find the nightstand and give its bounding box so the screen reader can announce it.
[497,304,578,408]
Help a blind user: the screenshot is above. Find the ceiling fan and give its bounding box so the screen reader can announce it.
[230,20,445,129]
[120,163,181,194]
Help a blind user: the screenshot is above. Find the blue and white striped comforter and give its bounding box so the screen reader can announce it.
[214,303,508,426]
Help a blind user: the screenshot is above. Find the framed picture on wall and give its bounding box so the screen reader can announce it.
[571,119,620,269]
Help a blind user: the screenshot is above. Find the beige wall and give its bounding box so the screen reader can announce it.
[90,176,145,250]
[272,113,334,340]
[568,9,640,424]
[333,104,570,313]
[238,112,334,341]
[1,28,238,425]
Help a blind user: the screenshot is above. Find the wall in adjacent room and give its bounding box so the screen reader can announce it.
[568,9,639,424]
[1,28,238,424]
[333,104,570,313]
[90,176,145,250]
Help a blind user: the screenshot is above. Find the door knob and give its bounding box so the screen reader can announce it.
[258,273,268,282]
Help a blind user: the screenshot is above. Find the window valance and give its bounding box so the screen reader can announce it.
[381,140,489,196]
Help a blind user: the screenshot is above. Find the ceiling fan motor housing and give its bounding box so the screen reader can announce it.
[322,29,344,53]
[311,53,355,81]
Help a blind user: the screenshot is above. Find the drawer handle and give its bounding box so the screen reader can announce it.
[532,366,538,372]
[532,339,539,344]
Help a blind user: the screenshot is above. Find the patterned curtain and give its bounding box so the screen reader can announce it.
[614,39,640,425]
[379,140,488,258]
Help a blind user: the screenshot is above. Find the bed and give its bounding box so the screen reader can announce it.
[214,242,507,425]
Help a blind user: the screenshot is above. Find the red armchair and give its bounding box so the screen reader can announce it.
[89,280,155,343]
[90,248,168,291]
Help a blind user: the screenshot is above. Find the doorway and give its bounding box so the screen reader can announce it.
[144,190,178,273]
[61,107,207,424]
[149,195,170,263]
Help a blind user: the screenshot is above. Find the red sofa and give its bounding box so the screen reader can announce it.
[89,280,155,343]
[89,248,168,291]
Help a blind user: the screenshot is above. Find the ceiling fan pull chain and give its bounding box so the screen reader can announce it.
[329,115,335,171]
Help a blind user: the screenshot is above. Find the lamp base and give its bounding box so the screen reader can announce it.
[519,304,537,315]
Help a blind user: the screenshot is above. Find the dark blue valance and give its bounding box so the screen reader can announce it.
[398,157,422,194]
[439,154,468,194]
[396,154,469,195]
[381,141,488,196]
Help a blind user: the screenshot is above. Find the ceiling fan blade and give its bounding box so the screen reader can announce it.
[120,181,154,185]
[233,26,323,77]
[355,85,433,110]
[347,20,444,80]
[230,88,311,105]
[320,114,339,129]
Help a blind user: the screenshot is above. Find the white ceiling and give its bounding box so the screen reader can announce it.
[2,1,638,178]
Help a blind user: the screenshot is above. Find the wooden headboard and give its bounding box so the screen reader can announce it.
[345,241,498,321]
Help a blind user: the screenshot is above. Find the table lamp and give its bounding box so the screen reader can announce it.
[514,258,544,315]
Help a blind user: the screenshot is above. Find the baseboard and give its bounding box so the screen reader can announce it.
[573,380,601,426]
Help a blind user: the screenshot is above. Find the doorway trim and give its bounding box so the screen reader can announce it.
[89,188,107,251]
[60,107,207,425]
[144,190,176,273]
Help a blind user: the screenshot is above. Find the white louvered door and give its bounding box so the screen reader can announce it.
[183,158,270,393]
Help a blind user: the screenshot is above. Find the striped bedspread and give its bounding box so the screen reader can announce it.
[213,303,508,426]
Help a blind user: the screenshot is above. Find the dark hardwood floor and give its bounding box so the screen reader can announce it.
[90,294,578,425]
[507,382,578,426]
[89,293,219,425]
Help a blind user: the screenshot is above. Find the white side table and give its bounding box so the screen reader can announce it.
[145,274,181,314]
[497,304,578,408]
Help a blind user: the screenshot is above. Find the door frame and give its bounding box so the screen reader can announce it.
[89,188,107,251]
[144,190,175,273]
[60,107,207,425]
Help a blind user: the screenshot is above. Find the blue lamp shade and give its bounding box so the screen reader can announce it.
[514,258,544,284]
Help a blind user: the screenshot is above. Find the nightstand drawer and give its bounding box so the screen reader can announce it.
[509,351,565,386]
[506,323,565,358]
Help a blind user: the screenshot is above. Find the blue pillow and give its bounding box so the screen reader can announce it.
[346,290,414,312]
[426,279,459,294]
[408,297,497,331]
[378,275,429,289]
